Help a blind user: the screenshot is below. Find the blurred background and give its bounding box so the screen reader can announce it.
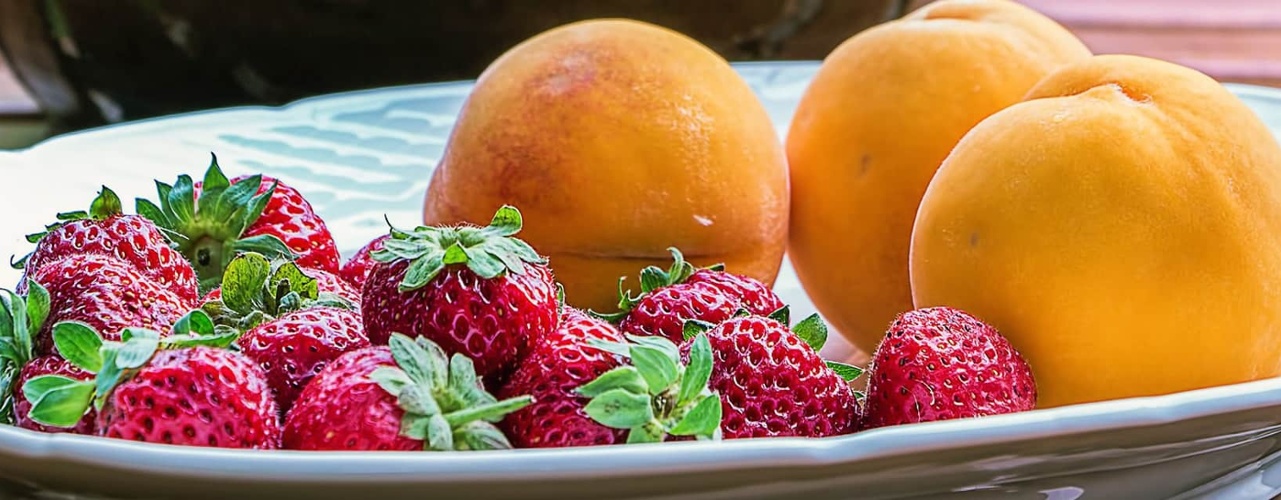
[0,0,1277,149]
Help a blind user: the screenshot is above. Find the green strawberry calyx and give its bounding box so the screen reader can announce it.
[371,205,546,293]
[577,333,723,444]
[685,308,866,383]
[0,280,50,423]
[593,247,725,323]
[10,186,125,270]
[368,333,533,451]
[202,252,353,332]
[21,310,239,429]
[136,153,294,293]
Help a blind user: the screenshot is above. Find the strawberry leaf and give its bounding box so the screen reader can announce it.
[639,267,668,294]
[485,205,523,237]
[792,313,829,352]
[626,423,666,444]
[52,322,104,373]
[222,253,272,314]
[369,366,413,396]
[378,333,525,451]
[88,186,123,219]
[767,305,790,325]
[584,388,654,428]
[682,319,715,341]
[23,375,94,428]
[116,329,161,369]
[826,361,864,381]
[576,366,648,398]
[669,393,722,437]
[678,335,713,405]
[629,344,679,394]
[400,250,446,291]
[172,309,215,338]
[460,245,504,279]
[24,281,49,336]
[457,421,513,450]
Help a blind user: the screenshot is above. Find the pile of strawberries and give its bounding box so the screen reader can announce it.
[0,155,1037,451]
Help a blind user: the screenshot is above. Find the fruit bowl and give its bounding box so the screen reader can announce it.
[2,61,1281,499]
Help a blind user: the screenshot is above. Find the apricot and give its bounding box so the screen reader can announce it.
[911,54,1281,408]
[423,19,788,312]
[785,0,1090,354]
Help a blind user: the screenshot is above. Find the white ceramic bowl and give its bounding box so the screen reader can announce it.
[2,62,1281,499]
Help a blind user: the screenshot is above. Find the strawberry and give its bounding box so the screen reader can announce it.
[283,334,531,451]
[361,206,558,378]
[198,253,365,413]
[137,154,339,292]
[238,307,368,413]
[29,254,189,355]
[498,308,626,448]
[13,356,95,434]
[567,332,723,443]
[685,268,784,318]
[340,234,389,289]
[0,280,95,434]
[688,310,862,439]
[600,248,784,344]
[14,187,198,305]
[21,318,276,448]
[862,307,1036,430]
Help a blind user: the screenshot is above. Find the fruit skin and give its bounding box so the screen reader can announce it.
[686,268,785,317]
[237,306,369,413]
[13,356,96,435]
[605,248,785,344]
[230,175,340,274]
[423,19,788,313]
[499,308,626,448]
[618,282,738,344]
[339,235,389,289]
[283,347,416,451]
[862,307,1035,429]
[909,55,1281,408]
[30,255,188,354]
[362,262,558,378]
[696,316,857,438]
[98,346,281,449]
[785,0,1090,355]
[16,187,198,305]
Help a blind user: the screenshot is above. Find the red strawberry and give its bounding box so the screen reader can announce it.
[13,356,95,434]
[238,307,369,412]
[283,334,531,451]
[30,254,189,355]
[601,248,784,344]
[0,281,96,434]
[15,187,198,305]
[22,323,279,449]
[498,308,626,448]
[340,234,388,289]
[139,154,339,292]
[686,268,785,317]
[862,307,1036,430]
[361,206,558,378]
[618,283,737,345]
[692,312,860,439]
